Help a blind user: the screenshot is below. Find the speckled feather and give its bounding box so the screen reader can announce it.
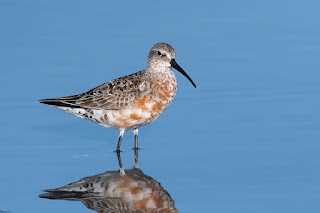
[51,70,150,110]
[40,43,180,130]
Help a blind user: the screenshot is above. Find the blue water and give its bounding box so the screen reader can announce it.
[1,0,320,212]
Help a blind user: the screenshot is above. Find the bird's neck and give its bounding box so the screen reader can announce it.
[147,67,177,104]
[148,67,176,83]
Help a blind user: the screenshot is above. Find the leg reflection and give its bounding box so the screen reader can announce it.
[134,146,139,169]
[116,150,125,175]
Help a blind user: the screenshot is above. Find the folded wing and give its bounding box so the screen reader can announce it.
[40,70,149,110]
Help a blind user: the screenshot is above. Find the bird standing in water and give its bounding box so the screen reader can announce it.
[40,43,196,151]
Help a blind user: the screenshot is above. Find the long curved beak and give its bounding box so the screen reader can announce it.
[170,59,196,88]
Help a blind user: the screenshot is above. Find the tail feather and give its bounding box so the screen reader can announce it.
[39,94,83,108]
[39,190,101,200]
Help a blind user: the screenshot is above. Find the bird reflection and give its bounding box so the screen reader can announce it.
[39,149,178,213]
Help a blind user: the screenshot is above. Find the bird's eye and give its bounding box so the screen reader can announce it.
[157,51,162,56]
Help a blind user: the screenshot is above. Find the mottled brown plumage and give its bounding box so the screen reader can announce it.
[40,43,196,151]
[44,70,149,110]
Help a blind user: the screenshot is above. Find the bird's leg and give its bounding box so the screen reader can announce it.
[134,145,139,169]
[133,128,139,150]
[116,150,125,175]
[116,129,125,152]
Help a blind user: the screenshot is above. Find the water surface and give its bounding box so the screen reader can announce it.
[1,0,320,212]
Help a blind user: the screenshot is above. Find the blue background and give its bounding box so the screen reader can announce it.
[1,0,320,212]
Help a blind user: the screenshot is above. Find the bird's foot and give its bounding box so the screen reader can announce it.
[132,147,141,150]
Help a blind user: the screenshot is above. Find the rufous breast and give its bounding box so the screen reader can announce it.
[105,70,177,130]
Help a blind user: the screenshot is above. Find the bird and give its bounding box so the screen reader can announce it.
[40,42,196,151]
[39,149,178,213]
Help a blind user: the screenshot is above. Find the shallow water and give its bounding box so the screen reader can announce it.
[1,0,320,212]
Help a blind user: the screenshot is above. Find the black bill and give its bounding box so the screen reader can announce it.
[170,59,196,88]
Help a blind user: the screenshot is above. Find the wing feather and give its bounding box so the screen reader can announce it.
[40,70,150,110]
